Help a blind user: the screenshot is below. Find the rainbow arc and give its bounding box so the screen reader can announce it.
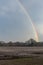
[16,0,39,42]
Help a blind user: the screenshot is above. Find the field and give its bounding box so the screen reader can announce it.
[0,47,43,65]
[0,57,43,65]
[0,47,43,56]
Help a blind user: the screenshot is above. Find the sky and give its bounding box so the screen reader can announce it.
[0,0,43,42]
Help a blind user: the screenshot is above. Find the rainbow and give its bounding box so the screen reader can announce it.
[16,0,39,42]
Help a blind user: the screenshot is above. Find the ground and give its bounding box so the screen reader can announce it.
[0,57,43,65]
[0,47,43,65]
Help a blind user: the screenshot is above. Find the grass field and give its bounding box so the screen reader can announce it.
[0,57,43,65]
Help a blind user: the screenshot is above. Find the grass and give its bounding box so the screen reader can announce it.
[0,57,43,65]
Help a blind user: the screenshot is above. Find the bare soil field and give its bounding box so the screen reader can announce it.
[0,47,43,56]
[0,47,43,65]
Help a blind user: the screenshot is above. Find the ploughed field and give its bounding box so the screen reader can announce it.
[0,47,43,57]
[0,47,43,65]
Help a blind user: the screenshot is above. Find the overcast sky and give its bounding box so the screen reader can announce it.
[0,0,43,42]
